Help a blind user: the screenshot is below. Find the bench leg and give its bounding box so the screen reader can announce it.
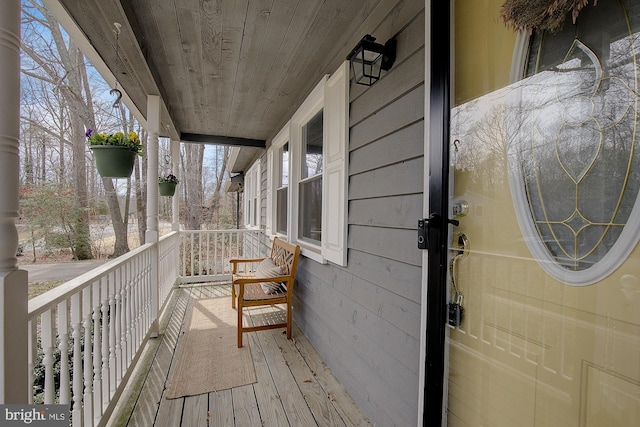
[237,302,243,348]
[286,302,292,340]
[231,284,236,308]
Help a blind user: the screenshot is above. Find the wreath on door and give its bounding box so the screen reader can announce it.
[500,0,597,33]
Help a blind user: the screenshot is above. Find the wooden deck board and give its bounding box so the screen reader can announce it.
[255,324,317,426]
[230,385,260,426]
[182,394,208,427]
[208,389,234,427]
[272,329,347,427]
[108,284,372,427]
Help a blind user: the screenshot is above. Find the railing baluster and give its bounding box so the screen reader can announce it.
[125,261,132,365]
[213,231,218,274]
[82,287,94,426]
[109,271,117,396]
[41,309,55,404]
[101,276,110,410]
[128,259,135,365]
[143,251,147,334]
[132,257,139,347]
[206,232,210,275]
[115,267,123,383]
[191,232,195,277]
[92,281,102,421]
[180,234,185,277]
[57,300,70,405]
[28,320,36,404]
[198,231,202,276]
[71,293,83,427]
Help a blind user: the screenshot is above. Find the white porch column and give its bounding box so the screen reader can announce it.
[0,0,28,403]
[171,140,180,231]
[146,95,160,337]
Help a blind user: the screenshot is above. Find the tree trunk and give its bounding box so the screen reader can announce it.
[135,129,148,245]
[70,112,92,259]
[214,146,228,195]
[103,177,129,256]
[184,143,205,230]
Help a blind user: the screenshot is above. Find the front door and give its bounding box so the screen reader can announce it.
[443,0,640,426]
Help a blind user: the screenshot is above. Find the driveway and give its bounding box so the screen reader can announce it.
[21,260,107,283]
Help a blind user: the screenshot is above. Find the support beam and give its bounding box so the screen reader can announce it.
[180,133,265,148]
[0,0,28,403]
[146,95,160,338]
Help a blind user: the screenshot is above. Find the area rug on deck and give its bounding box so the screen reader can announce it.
[164,297,257,399]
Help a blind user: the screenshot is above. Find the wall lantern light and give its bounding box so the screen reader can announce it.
[346,34,397,86]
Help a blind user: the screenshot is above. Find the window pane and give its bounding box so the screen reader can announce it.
[298,176,322,243]
[253,196,257,226]
[280,142,289,186]
[301,111,323,180]
[276,187,287,234]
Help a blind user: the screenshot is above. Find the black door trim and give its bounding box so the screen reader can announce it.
[423,1,451,426]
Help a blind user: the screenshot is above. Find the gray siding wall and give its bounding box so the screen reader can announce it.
[293,4,426,426]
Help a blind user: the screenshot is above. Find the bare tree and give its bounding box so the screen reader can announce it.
[21,0,147,258]
[182,143,205,230]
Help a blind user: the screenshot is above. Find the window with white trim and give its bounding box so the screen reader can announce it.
[277,142,289,235]
[298,110,323,244]
[244,161,260,228]
[266,61,349,266]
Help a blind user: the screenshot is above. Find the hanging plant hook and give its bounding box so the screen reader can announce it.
[111,22,123,109]
[110,88,122,109]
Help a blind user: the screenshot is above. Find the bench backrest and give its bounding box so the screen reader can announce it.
[270,237,301,278]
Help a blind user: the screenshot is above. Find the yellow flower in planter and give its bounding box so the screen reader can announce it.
[85,128,143,155]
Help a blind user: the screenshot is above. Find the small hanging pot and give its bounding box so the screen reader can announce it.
[158,181,177,196]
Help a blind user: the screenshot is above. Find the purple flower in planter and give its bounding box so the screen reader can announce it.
[85,129,93,137]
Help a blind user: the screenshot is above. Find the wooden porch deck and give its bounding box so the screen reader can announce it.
[107,283,371,426]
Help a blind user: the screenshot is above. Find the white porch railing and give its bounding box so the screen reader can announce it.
[26,229,265,427]
[179,229,267,283]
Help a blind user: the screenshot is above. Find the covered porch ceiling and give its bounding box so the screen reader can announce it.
[46,0,385,170]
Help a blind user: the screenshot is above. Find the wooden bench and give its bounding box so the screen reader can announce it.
[230,237,301,347]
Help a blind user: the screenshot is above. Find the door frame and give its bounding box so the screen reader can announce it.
[419,1,451,426]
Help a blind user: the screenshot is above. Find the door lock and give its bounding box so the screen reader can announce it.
[418,214,460,250]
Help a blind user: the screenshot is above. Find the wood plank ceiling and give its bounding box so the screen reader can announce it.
[52,0,385,148]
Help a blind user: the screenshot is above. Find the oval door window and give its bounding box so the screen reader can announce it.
[507,0,640,285]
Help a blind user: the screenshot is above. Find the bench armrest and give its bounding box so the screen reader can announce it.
[232,275,291,285]
[229,257,266,273]
[229,258,266,264]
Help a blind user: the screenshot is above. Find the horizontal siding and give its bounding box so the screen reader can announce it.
[349,193,422,229]
[350,83,424,150]
[294,259,420,427]
[347,249,422,302]
[349,156,423,200]
[350,120,424,175]
[349,225,421,266]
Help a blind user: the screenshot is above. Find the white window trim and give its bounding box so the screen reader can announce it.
[267,61,349,266]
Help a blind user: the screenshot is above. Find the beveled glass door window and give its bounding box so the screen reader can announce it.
[511,0,640,284]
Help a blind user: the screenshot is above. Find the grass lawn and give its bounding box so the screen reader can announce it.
[29,281,64,299]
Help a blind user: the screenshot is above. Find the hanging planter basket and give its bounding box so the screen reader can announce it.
[90,145,137,178]
[158,182,177,196]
